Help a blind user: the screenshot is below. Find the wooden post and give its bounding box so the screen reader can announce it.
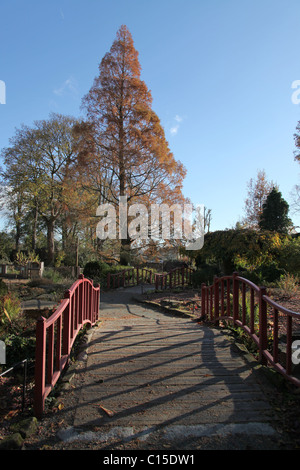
[94,284,100,322]
[62,290,71,356]
[201,283,206,318]
[220,279,224,316]
[286,315,293,375]
[47,323,54,385]
[259,286,268,365]
[77,281,82,325]
[233,272,239,324]
[214,276,219,325]
[56,315,62,372]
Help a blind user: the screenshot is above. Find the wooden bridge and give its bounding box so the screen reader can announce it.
[32,271,300,449]
[62,287,279,450]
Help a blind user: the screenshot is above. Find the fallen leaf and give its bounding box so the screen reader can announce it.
[99,405,114,417]
[3,308,12,323]
[5,410,18,419]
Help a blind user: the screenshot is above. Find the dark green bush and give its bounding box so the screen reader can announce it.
[240,262,285,285]
[3,333,36,367]
[0,279,8,297]
[192,229,289,278]
[192,264,221,287]
[83,261,109,280]
[83,261,131,287]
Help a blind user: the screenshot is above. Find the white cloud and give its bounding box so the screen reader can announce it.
[170,124,180,135]
[170,115,184,135]
[54,76,78,97]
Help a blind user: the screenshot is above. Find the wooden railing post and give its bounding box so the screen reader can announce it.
[94,283,100,322]
[259,286,268,365]
[214,276,219,325]
[233,272,239,323]
[286,316,293,375]
[34,316,46,418]
[201,283,206,319]
[62,290,71,356]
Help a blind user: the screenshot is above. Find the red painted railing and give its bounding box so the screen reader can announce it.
[34,274,100,417]
[107,267,153,289]
[155,266,194,291]
[201,272,300,388]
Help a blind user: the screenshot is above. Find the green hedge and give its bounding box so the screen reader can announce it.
[187,228,299,285]
[83,261,135,287]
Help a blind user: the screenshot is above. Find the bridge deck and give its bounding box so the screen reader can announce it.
[48,286,285,450]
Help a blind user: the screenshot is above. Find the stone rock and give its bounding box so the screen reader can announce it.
[57,426,77,442]
[0,433,24,450]
[11,417,38,438]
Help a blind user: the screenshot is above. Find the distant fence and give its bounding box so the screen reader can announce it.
[107,266,194,291]
[107,267,153,289]
[154,266,194,291]
[0,262,44,279]
[34,274,100,417]
[201,272,300,388]
[0,264,81,280]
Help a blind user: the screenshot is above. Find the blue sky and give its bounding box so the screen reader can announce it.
[1,0,300,232]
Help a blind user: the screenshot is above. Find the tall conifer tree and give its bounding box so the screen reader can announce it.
[259,187,292,234]
[80,25,187,262]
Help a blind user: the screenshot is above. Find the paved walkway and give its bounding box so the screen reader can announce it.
[44,286,286,450]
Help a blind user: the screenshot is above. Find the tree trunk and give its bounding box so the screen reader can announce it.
[46,218,55,265]
[31,202,38,251]
[15,220,21,252]
[118,82,131,265]
[61,221,68,251]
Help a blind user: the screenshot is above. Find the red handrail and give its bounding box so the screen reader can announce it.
[201,272,300,388]
[34,274,100,417]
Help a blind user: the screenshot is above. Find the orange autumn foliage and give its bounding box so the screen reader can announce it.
[75,25,187,253]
